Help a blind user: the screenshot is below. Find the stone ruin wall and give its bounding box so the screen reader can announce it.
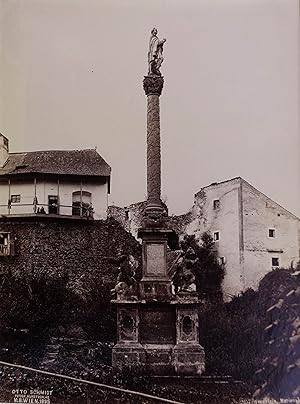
[108,201,195,242]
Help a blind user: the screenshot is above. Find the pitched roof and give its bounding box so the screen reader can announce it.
[0,149,111,177]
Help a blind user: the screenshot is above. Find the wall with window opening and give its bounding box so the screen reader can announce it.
[0,177,109,220]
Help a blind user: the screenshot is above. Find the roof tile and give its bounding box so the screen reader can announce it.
[0,149,111,177]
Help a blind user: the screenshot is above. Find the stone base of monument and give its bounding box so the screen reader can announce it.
[111,300,205,376]
[172,343,205,376]
[112,342,146,368]
[111,225,205,376]
[143,344,174,375]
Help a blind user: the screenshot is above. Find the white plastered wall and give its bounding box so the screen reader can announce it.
[0,181,10,214]
[186,178,243,298]
[0,177,108,220]
[242,181,300,289]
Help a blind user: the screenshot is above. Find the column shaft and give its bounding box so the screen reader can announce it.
[147,94,161,207]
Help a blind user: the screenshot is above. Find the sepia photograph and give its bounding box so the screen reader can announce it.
[0,0,299,403]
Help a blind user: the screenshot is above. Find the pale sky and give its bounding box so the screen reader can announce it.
[0,0,299,216]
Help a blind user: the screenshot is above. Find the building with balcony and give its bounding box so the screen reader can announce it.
[0,134,111,223]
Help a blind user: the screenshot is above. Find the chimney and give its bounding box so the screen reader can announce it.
[0,134,9,167]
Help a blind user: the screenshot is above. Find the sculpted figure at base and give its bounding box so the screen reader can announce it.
[148,28,166,76]
[105,254,138,299]
[173,247,198,294]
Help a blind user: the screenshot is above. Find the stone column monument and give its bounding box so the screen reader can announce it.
[111,28,205,376]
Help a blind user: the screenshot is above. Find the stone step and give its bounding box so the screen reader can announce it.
[45,344,60,350]
[46,352,58,358]
[41,358,56,365]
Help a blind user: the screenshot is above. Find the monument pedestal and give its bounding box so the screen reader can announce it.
[112,342,146,368]
[172,299,205,375]
[173,344,205,376]
[112,298,205,376]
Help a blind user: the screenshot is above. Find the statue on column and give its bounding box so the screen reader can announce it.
[148,28,166,76]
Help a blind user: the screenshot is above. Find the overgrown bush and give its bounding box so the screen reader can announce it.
[200,266,300,399]
[0,269,74,363]
[77,276,116,342]
[111,364,151,392]
[180,232,225,300]
[253,267,300,399]
[200,289,264,380]
[0,269,70,333]
[0,268,116,364]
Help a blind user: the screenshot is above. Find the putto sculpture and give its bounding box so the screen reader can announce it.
[105,254,138,299]
[148,28,166,76]
[173,247,198,294]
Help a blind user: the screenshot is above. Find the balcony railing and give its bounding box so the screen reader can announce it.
[0,202,94,219]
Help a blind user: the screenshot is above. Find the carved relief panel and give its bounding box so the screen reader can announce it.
[176,308,199,344]
[118,308,139,342]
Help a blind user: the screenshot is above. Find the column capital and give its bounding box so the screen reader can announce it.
[143,75,164,96]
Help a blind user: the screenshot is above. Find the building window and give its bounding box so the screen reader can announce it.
[72,191,93,217]
[272,257,279,267]
[213,231,220,242]
[0,232,11,256]
[269,229,275,238]
[48,195,59,214]
[213,199,220,210]
[11,195,21,203]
